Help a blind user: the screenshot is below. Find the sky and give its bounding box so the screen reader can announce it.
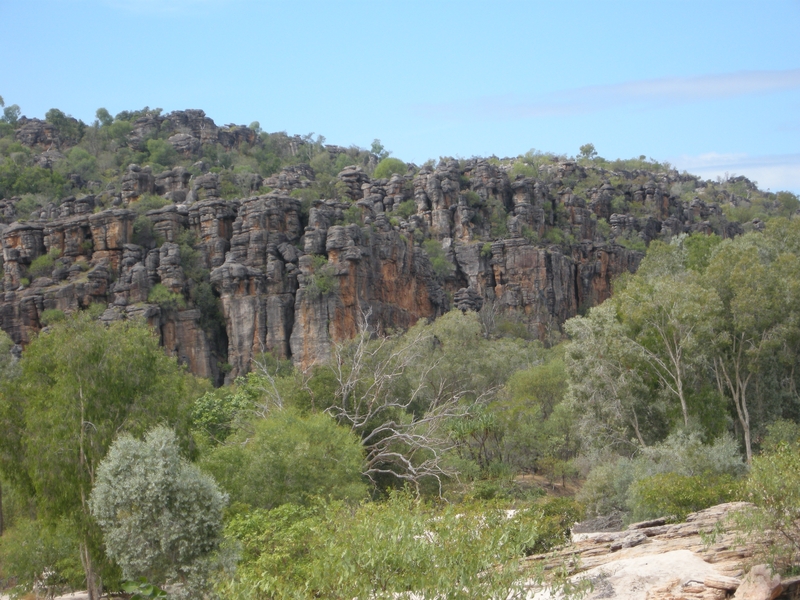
[1,0,799,192]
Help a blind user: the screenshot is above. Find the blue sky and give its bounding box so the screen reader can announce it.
[2,0,799,192]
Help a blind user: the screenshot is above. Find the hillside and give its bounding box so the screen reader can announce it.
[2,106,795,383]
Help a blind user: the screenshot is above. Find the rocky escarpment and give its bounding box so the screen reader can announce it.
[0,111,747,383]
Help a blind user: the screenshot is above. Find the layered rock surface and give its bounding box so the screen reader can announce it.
[1,114,747,382]
[528,503,799,600]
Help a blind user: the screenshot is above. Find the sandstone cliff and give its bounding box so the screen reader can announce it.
[0,110,746,382]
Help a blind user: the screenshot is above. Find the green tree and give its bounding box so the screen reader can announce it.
[705,221,800,463]
[90,427,226,597]
[1,314,204,600]
[372,157,406,179]
[738,438,800,573]
[145,138,178,168]
[615,270,720,428]
[45,108,85,143]
[2,104,20,126]
[370,138,389,160]
[95,108,113,128]
[0,330,22,537]
[578,143,597,161]
[220,492,579,600]
[200,410,366,509]
[565,302,666,453]
[325,310,539,492]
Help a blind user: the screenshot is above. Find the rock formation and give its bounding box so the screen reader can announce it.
[0,111,749,383]
[527,503,800,600]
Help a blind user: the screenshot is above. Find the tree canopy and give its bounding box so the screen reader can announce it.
[0,314,206,599]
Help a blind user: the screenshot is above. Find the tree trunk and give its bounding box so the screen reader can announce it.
[0,481,4,536]
[80,541,101,600]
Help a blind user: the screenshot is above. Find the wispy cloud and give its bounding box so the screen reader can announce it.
[673,152,800,192]
[416,69,800,119]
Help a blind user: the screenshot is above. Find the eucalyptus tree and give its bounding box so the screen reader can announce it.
[705,219,800,462]
[565,302,666,454]
[1,314,204,600]
[615,270,720,428]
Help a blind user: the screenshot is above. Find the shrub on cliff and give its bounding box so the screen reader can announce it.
[28,248,60,279]
[372,157,406,180]
[148,283,187,310]
[304,255,337,299]
[422,239,455,278]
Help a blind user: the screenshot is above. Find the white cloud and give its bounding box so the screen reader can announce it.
[673,152,800,193]
[416,69,800,119]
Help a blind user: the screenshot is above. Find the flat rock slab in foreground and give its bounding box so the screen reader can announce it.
[526,502,758,599]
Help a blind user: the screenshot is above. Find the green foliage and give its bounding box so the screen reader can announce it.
[372,157,406,180]
[121,579,168,599]
[370,138,390,160]
[481,242,493,258]
[90,427,226,594]
[192,281,226,338]
[684,233,721,271]
[132,214,163,248]
[510,161,538,179]
[2,104,21,126]
[595,217,611,239]
[422,239,455,278]
[578,143,598,161]
[177,229,207,283]
[40,308,66,326]
[543,227,565,245]
[736,440,800,574]
[192,387,255,445]
[509,149,551,180]
[340,203,362,225]
[304,254,338,299]
[200,410,366,510]
[488,197,509,238]
[28,248,60,279]
[59,147,99,181]
[145,138,178,169]
[394,198,416,218]
[496,352,579,479]
[45,108,85,143]
[0,517,85,598]
[219,493,578,599]
[95,108,113,128]
[133,193,171,214]
[628,472,739,522]
[577,430,746,520]
[0,159,68,199]
[147,283,187,310]
[0,314,205,592]
[322,310,542,490]
[615,230,647,252]
[775,190,800,217]
[760,419,800,453]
